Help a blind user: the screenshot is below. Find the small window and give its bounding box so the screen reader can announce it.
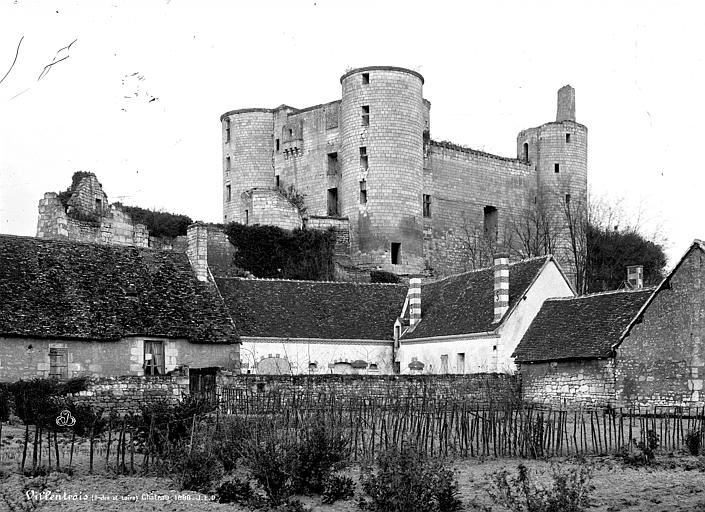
[144,341,165,376]
[523,142,529,162]
[95,198,102,212]
[360,146,368,170]
[327,188,339,216]
[245,209,249,225]
[359,181,367,204]
[275,139,280,151]
[327,152,339,175]
[225,156,231,172]
[457,353,465,374]
[566,133,571,143]
[289,128,293,138]
[225,119,231,143]
[49,348,68,379]
[391,242,401,265]
[275,175,280,188]
[483,205,498,242]
[565,194,571,205]
[423,194,431,218]
[361,105,370,127]
[226,184,231,202]
[362,72,370,84]
[308,362,317,373]
[554,163,560,173]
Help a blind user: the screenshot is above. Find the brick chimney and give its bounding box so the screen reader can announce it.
[187,223,209,282]
[493,252,510,323]
[627,265,644,290]
[409,275,422,327]
[556,85,576,122]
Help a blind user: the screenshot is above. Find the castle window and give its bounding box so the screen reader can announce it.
[275,175,280,188]
[523,142,529,162]
[362,72,370,84]
[361,105,370,127]
[327,152,339,175]
[483,205,498,242]
[245,209,249,225]
[359,181,367,204]
[327,188,339,216]
[289,128,293,138]
[360,146,368,170]
[144,340,165,376]
[276,139,280,151]
[49,348,68,379]
[566,133,571,143]
[554,163,560,173]
[225,119,230,142]
[226,184,231,202]
[565,194,571,205]
[225,156,231,172]
[95,198,102,212]
[423,194,431,218]
[391,242,401,265]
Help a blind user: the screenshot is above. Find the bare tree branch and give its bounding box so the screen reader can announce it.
[0,35,24,87]
[37,38,77,81]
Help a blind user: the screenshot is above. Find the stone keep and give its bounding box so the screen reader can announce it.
[220,66,588,282]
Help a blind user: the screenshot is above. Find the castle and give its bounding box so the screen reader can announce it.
[220,66,587,281]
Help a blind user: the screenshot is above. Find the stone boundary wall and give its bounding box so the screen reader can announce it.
[217,373,520,409]
[70,374,189,416]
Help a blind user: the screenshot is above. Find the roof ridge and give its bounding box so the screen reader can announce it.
[214,276,405,287]
[425,255,549,285]
[546,287,656,301]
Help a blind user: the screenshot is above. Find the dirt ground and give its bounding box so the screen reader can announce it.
[2,455,705,511]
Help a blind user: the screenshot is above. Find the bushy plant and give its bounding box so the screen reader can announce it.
[113,203,193,239]
[685,429,702,456]
[213,416,256,472]
[174,444,223,493]
[487,463,593,512]
[290,423,350,494]
[242,431,297,505]
[359,446,462,512]
[322,473,355,504]
[215,477,256,504]
[0,384,11,422]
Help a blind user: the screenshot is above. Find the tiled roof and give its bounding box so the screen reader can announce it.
[403,256,551,339]
[0,235,237,343]
[215,277,407,340]
[513,289,653,362]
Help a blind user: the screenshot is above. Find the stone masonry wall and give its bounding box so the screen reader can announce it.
[616,246,705,408]
[217,373,520,411]
[70,374,189,416]
[250,189,302,230]
[520,359,616,408]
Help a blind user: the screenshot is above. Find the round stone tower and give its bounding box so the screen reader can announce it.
[517,85,588,287]
[339,66,425,273]
[220,108,275,224]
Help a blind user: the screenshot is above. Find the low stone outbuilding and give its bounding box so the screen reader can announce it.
[515,239,705,408]
[0,234,239,380]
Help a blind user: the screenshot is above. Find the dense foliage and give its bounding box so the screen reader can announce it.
[370,270,401,284]
[6,377,88,426]
[586,224,667,292]
[225,223,336,280]
[113,203,193,239]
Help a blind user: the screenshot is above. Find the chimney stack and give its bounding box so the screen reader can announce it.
[627,265,644,290]
[493,252,510,323]
[556,85,576,122]
[409,275,422,327]
[187,223,209,282]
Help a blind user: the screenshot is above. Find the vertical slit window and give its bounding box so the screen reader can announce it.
[359,181,367,204]
[391,242,401,264]
[225,119,230,143]
[226,184,231,202]
[361,105,370,127]
[360,146,368,171]
[423,194,431,218]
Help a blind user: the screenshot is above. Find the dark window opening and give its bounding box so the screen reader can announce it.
[423,194,431,218]
[327,188,339,216]
[484,205,498,242]
[245,209,249,225]
[391,242,401,265]
[360,181,367,204]
[275,139,280,151]
[361,105,370,127]
[565,194,571,205]
[275,175,280,187]
[308,362,317,373]
[289,128,293,138]
[566,133,571,143]
[457,353,465,374]
[49,348,68,379]
[327,152,339,175]
[362,72,370,84]
[225,156,231,172]
[360,146,368,170]
[144,340,165,376]
[95,198,102,211]
[523,142,529,162]
[226,184,231,202]
[554,163,560,173]
[225,119,230,143]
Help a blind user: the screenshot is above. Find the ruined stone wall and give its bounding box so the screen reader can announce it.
[70,374,189,416]
[249,189,302,230]
[67,174,108,215]
[520,359,616,408]
[616,246,705,408]
[217,373,520,410]
[425,143,535,275]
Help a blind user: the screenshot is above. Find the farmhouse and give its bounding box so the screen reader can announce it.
[0,234,239,381]
[515,240,705,408]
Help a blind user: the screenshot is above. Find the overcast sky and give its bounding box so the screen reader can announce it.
[1,0,703,267]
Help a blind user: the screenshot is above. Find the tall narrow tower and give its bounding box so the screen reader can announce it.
[517,85,588,288]
[339,66,425,273]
